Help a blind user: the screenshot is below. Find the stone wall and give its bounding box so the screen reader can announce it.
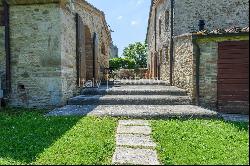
[147,0,249,82]
[195,35,249,110]
[147,0,171,81]
[0,26,5,94]
[174,0,249,36]
[173,34,195,101]
[58,1,112,104]
[0,1,111,108]
[60,7,78,103]
[197,41,218,110]
[9,4,63,108]
[73,1,110,81]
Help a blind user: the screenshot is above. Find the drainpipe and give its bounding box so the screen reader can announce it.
[169,0,174,86]
[192,36,201,106]
[3,0,11,98]
[154,7,157,52]
[93,33,96,81]
[154,6,157,79]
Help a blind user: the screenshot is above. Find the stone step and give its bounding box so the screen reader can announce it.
[47,105,219,119]
[81,85,187,96]
[101,79,169,86]
[67,95,192,105]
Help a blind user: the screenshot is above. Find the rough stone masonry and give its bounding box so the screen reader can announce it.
[0,0,112,108]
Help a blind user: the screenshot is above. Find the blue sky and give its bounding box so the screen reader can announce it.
[86,0,151,56]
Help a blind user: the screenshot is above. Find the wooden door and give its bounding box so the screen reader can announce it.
[76,14,86,86]
[93,33,99,81]
[218,41,249,114]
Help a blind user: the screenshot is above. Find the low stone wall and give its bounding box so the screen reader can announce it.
[115,68,149,79]
[173,34,196,102]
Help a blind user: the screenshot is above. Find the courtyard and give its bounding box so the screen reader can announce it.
[0,0,249,165]
[0,108,248,165]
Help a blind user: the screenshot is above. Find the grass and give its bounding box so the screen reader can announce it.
[0,107,117,165]
[151,119,249,165]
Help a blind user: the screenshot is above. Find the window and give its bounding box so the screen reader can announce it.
[159,20,162,37]
[165,11,170,31]
[159,50,163,64]
[101,43,106,55]
[0,8,4,26]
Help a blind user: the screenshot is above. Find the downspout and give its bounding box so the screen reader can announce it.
[154,6,157,79]
[3,0,10,98]
[154,7,157,53]
[169,0,174,86]
[192,36,200,106]
[75,13,80,86]
[93,33,96,81]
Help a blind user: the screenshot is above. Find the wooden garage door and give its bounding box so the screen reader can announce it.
[218,41,249,114]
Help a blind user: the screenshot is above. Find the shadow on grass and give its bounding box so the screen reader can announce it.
[0,108,82,164]
[223,120,249,132]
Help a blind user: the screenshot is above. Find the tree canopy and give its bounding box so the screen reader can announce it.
[123,42,148,68]
[109,42,148,71]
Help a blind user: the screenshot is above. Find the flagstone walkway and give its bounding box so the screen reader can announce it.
[112,120,160,165]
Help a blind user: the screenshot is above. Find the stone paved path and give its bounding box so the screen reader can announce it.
[112,120,160,165]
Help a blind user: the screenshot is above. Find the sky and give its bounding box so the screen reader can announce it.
[86,0,151,57]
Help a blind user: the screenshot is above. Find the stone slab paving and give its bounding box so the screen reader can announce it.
[112,120,160,165]
[116,134,156,148]
[112,147,160,165]
[117,125,152,135]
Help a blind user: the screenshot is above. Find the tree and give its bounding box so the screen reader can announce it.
[123,42,148,69]
[109,58,136,70]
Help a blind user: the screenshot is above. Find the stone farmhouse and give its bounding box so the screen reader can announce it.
[0,0,112,108]
[146,0,249,114]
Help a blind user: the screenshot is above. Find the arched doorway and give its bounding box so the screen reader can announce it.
[76,14,96,85]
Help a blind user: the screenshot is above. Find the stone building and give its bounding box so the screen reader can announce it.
[0,0,112,108]
[110,42,119,59]
[146,0,249,114]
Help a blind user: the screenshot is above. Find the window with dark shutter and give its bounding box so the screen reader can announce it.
[165,11,169,31]
[159,19,162,37]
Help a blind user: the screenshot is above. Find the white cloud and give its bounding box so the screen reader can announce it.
[131,21,138,26]
[136,0,144,5]
[117,16,123,20]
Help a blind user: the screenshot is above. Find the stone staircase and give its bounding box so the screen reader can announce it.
[47,81,218,118]
[68,85,191,105]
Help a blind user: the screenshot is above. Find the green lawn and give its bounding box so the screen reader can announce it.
[0,108,117,165]
[151,119,249,165]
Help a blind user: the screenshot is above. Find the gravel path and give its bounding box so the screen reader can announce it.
[47,105,218,119]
